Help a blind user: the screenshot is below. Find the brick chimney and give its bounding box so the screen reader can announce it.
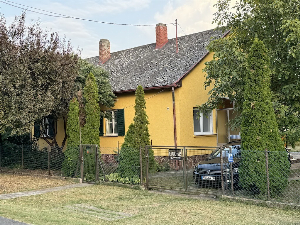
[99,39,110,64]
[156,23,168,49]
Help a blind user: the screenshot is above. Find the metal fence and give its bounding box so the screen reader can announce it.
[1,142,300,206]
[145,145,300,206]
[0,143,64,175]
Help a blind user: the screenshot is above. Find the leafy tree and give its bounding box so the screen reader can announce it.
[200,0,300,146]
[77,59,115,109]
[62,98,80,177]
[119,85,155,179]
[240,38,290,196]
[81,73,100,180]
[0,13,79,138]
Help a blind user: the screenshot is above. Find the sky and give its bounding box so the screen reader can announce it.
[0,0,220,58]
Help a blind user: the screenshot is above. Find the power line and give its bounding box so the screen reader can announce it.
[178,23,187,36]
[0,0,166,27]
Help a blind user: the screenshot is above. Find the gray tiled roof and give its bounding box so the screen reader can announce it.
[86,28,225,92]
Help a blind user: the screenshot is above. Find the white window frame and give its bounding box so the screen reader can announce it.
[193,108,213,135]
[105,111,118,136]
[41,117,50,137]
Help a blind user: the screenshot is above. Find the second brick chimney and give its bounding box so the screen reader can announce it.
[156,23,168,49]
[99,39,110,64]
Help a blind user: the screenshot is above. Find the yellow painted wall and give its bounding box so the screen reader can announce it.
[100,89,175,155]
[175,52,217,148]
[217,110,228,145]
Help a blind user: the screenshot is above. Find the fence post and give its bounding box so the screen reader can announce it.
[146,146,149,190]
[95,145,99,182]
[0,134,2,170]
[80,145,84,183]
[21,144,24,169]
[265,149,270,200]
[220,146,224,194]
[230,146,234,195]
[140,146,143,186]
[48,146,51,176]
[184,147,188,191]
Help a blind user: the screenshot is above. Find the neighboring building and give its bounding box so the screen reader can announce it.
[85,23,238,154]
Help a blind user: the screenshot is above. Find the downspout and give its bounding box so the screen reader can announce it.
[172,86,177,148]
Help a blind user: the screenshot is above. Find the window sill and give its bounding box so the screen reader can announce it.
[40,135,54,140]
[104,134,118,137]
[193,133,217,137]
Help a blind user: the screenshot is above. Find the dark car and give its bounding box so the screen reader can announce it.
[193,145,241,189]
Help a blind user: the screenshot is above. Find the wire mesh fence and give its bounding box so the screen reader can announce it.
[146,145,300,205]
[0,143,143,185]
[0,143,65,176]
[2,141,300,206]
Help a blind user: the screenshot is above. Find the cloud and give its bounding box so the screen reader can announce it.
[74,0,151,15]
[39,18,97,57]
[154,0,219,38]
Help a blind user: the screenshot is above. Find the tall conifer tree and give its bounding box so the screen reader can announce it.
[62,98,80,177]
[119,85,155,179]
[82,73,100,180]
[240,38,290,196]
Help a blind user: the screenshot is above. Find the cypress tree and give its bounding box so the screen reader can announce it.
[82,73,100,180]
[118,123,140,178]
[82,73,100,145]
[240,38,290,196]
[119,85,155,179]
[62,98,80,177]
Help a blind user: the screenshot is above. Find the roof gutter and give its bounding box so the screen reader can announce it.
[114,83,178,94]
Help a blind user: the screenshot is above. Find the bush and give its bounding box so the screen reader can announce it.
[105,172,140,185]
[62,146,79,177]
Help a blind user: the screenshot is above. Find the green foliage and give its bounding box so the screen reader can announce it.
[82,73,100,145]
[119,86,156,179]
[66,98,80,147]
[62,98,80,177]
[200,0,300,146]
[82,73,100,180]
[76,59,115,108]
[239,38,290,196]
[0,13,79,135]
[105,173,140,185]
[119,124,141,178]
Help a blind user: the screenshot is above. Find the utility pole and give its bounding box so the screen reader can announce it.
[175,19,178,53]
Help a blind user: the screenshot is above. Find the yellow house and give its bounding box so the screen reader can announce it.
[33,24,239,154]
[85,23,238,155]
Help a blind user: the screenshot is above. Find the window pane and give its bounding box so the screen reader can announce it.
[106,111,113,134]
[107,121,113,134]
[193,109,201,132]
[113,121,117,134]
[203,112,211,132]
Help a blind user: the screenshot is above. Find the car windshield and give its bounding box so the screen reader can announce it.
[210,145,241,159]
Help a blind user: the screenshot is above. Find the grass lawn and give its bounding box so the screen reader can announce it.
[0,173,75,194]
[0,184,300,225]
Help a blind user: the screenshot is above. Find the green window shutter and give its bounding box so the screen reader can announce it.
[99,115,104,136]
[48,116,55,138]
[34,122,40,138]
[117,109,125,136]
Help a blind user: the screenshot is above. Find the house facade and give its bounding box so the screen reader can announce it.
[86,24,238,155]
[33,24,239,154]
